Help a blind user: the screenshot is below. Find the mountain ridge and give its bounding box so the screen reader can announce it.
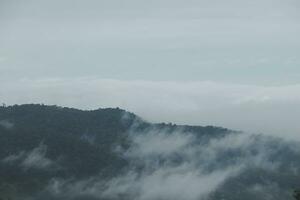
[0,104,299,200]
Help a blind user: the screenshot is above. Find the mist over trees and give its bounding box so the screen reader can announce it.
[0,104,299,200]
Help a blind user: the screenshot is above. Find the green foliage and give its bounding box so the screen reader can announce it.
[0,104,228,199]
[294,190,300,200]
[1,104,299,200]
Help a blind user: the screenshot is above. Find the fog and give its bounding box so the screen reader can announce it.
[31,123,300,200]
[1,0,300,83]
[1,0,300,138]
[1,1,299,199]
[2,143,56,170]
[1,78,300,139]
[1,108,299,199]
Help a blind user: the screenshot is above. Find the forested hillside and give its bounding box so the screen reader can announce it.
[0,104,299,200]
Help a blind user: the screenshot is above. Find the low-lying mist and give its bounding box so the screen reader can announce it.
[31,122,300,200]
[1,78,300,139]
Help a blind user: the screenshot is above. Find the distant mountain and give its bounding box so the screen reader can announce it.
[0,104,299,200]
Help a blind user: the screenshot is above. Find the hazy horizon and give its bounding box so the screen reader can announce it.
[1,0,300,139]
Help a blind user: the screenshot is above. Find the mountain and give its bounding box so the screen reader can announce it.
[0,104,299,200]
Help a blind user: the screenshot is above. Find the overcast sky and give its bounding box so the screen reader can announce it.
[1,0,300,137]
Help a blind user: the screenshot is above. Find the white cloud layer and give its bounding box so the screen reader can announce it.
[43,126,298,200]
[0,119,14,129]
[0,0,300,84]
[1,78,300,139]
[2,143,55,170]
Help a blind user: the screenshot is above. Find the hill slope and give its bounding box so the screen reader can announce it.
[0,104,299,200]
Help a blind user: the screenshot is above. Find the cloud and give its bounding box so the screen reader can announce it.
[102,128,299,200]
[39,124,300,200]
[125,129,193,158]
[0,56,7,62]
[1,78,300,139]
[43,128,243,200]
[2,143,55,170]
[2,151,25,163]
[101,165,240,200]
[0,0,300,85]
[0,119,14,129]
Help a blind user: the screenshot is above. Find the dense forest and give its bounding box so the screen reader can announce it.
[0,104,299,200]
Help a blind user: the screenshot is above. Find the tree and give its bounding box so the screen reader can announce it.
[294,190,300,200]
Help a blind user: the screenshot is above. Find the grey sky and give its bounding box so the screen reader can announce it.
[1,0,300,84]
[1,0,300,137]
